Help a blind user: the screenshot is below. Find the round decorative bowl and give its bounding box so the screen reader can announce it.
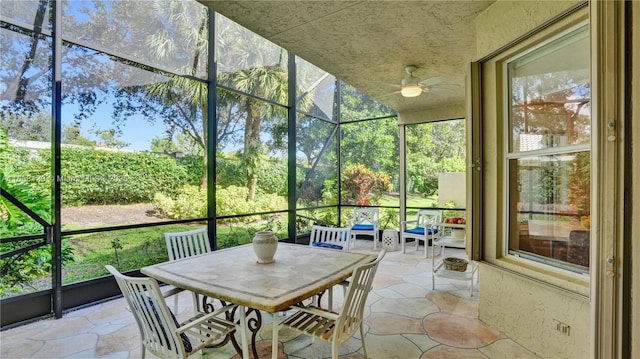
[443,257,468,272]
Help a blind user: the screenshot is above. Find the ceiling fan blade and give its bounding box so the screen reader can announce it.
[419,75,446,87]
[428,84,460,93]
[384,83,402,89]
[378,91,401,99]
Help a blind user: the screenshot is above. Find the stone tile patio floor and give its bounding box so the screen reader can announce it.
[1,240,541,359]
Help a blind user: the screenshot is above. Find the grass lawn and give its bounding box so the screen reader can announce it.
[61,218,290,285]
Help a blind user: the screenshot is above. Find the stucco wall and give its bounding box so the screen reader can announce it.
[476,0,584,59]
[475,1,590,358]
[480,265,590,358]
[438,172,466,207]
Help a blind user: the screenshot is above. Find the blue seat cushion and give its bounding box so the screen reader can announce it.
[352,224,374,231]
[404,227,439,236]
[312,242,343,250]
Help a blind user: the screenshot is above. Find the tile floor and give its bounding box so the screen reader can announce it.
[0,240,541,359]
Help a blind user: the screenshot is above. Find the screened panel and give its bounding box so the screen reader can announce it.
[62,0,208,78]
[1,22,53,257]
[63,224,205,285]
[405,119,466,210]
[216,13,288,105]
[295,115,339,224]
[215,90,288,216]
[1,28,52,124]
[340,82,395,122]
[295,208,339,236]
[216,213,288,249]
[296,57,336,122]
[60,43,206,226]
[0,0,51,31]
[340,118,399,206]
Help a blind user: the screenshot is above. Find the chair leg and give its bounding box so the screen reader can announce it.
[191,292,200,313]
[141,345,146,359]
[360,324,368,359]
[328,287,334,311]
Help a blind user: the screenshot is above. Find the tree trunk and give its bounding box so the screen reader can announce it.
[201,103,208,188]
[244,99,262,201]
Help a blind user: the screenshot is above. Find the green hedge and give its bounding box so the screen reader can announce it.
[24,147,203,206]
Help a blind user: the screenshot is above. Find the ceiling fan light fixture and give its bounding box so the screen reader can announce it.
[401,84,422,97]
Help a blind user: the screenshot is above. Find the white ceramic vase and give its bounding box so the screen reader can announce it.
[252,231,278,264]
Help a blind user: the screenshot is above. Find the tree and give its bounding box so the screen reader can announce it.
[216,16,289,200]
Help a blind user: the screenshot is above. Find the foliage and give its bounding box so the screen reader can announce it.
[22,147,201,206]
[256,160,288,197]
[153,185,207,219]
[340,117,400,190]
[154,184,287,222]
[406,120,466,197]
[341,164,391,206]
[379,208,400,230]
[0,132,75,295]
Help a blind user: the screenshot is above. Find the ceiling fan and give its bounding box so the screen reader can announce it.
[390,65,449,98]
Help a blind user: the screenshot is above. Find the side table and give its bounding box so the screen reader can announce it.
[381,230,399,251]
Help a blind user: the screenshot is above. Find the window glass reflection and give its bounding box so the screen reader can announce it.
[62,0,208,78]
[509,152,590,268]
[296,58,336,121]
[0,0,51,31]
[508,25,590,153]
[216,13,288,105]
[340,82,395,122]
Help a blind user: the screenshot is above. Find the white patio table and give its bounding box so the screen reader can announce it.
[141,243,376,359]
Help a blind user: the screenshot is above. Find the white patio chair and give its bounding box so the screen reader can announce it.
[279,249,386,359]
[105,265,237,359]
[349,208,380,250]
[308,225,351,310]
[400,209,442,258]
[164,228,211,313]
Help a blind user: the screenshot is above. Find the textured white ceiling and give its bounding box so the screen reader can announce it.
[199,1,495,115]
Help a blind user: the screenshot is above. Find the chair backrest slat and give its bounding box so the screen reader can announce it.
[309,225,351,251]
[416,209,442,228]
[352,208,380,226]
[106,265,186,359]
[165,228,211,261]
[334,250,386,344]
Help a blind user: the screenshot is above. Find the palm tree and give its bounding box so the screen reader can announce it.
[216,14,289,200]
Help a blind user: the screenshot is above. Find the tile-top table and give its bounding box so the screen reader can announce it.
[141,243,376,359]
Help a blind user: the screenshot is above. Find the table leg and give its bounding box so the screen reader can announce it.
[272,315,279,359]
[239,306,249,359]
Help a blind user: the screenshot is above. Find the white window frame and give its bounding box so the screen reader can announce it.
[501,21,593,278]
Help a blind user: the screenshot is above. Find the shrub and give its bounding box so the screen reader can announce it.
[153,185,207,219]
[0,144,74,295]
[341,164,391,206]
[24,147,200,206]
[154,184,287,222]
